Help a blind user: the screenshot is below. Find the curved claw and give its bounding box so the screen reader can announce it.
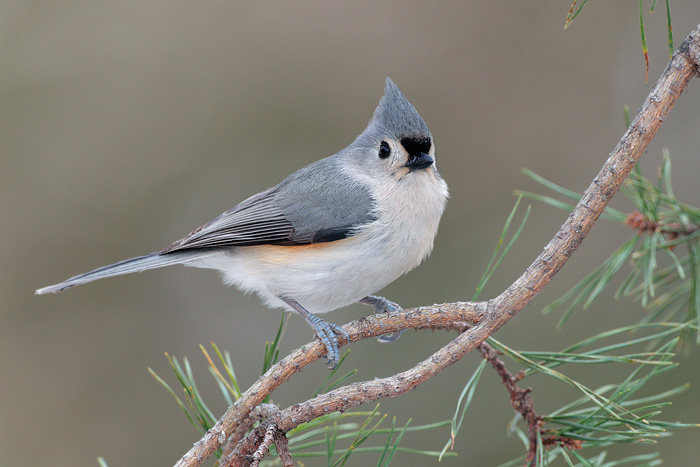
[321,322,350,369]
[359,295,405,344]
[375,329,403,344]
[309,319,348,368]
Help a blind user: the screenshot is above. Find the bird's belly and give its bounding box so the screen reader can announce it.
[197,229,430,314]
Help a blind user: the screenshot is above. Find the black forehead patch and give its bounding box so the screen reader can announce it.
[400,137,431,156]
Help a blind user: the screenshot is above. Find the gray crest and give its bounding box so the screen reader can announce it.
[369,78,431,139]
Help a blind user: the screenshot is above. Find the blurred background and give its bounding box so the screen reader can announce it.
[2,2,700,466]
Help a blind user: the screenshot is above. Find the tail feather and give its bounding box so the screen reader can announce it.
[35,250,209,295]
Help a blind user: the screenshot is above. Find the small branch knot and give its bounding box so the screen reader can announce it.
[625,209,700,249]
[542,435,583,451]
[625,210,658,233]
[248,422,279,467]
[220,404,283,467]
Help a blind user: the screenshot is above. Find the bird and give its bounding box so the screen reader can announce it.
[36,78,449,368]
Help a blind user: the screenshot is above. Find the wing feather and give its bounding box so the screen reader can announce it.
[162,188,295,252]
[161,156,377,253]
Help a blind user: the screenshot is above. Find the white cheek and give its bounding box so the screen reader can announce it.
[392,146,405,167]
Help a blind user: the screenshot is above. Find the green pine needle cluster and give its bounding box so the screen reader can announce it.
[148,322,452,465]
[490,326,697,466]
[485,145,700,465]
[517,151,700,337]
[435,185,698,465]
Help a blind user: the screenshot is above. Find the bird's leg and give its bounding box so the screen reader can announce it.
[280,297,349,369]
[359,295,404,343]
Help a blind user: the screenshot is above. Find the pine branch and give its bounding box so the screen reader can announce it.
[173,23,700,467]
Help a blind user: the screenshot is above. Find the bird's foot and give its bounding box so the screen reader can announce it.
[359,295,404,344]
[280,296,349,369]
[309,316,349,369]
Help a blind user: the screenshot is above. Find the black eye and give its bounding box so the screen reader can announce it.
[378,141,391,159]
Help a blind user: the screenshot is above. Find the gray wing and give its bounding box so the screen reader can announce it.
[162,157,376,253]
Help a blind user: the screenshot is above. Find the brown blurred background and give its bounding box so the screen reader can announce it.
[2,2,700,466]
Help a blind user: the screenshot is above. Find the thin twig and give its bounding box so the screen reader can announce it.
[273,432,294,467]
[476,342,581,466]
[174,23,700,467]
[248,423,276,467]
[477,343,543,465]
[230,420,294,467]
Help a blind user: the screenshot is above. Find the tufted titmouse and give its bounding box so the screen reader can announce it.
[36,78,449,368]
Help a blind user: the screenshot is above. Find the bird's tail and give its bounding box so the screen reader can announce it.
[35,250,211,295]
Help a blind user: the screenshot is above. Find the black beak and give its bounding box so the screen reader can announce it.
[405,152,434,171]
